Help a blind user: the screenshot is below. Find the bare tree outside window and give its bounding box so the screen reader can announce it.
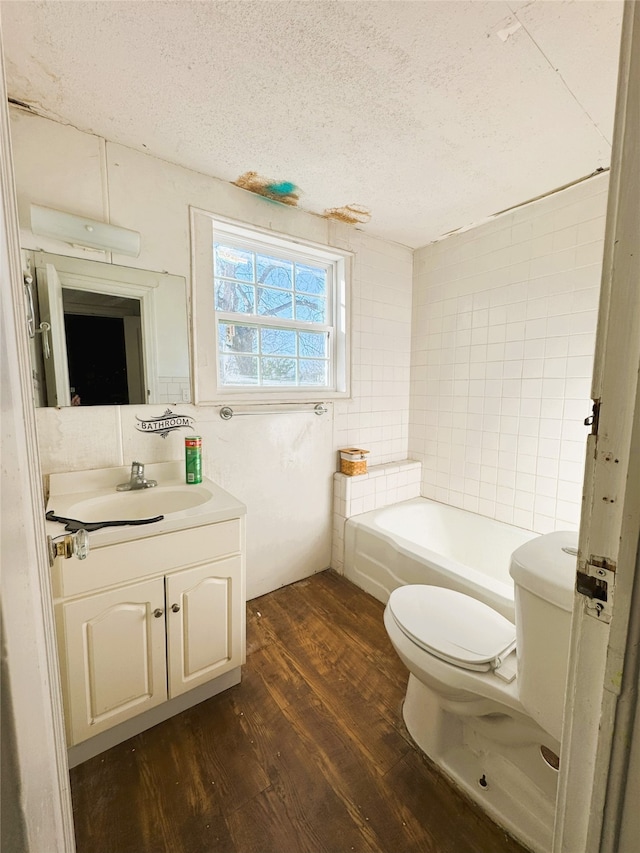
[214,241,331,388]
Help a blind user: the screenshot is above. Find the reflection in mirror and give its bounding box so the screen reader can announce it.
[63,291,144,406]
[23,251,191,407]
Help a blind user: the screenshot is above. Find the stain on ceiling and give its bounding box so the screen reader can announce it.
[0,0,624,248]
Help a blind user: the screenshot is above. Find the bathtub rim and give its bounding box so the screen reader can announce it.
[343,497,538,619]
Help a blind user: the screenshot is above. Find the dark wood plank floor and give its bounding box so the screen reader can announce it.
[70,570,529,853]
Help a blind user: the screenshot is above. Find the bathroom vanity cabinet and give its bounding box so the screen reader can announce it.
[46,463,246,766]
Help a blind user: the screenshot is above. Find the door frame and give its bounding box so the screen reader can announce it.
[0,41,76,853]
[554,3,640,850]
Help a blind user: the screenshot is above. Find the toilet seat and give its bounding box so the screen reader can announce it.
[387,585,516,672]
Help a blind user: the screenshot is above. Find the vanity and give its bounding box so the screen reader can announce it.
[46,461,246,767]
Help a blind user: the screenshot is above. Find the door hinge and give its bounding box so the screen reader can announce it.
[584,398,601,435]
[576,556,616,622]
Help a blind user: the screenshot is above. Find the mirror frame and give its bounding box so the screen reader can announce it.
[24,250,191,407]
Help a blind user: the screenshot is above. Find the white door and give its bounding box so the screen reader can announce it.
[554,4,640,851]
[59,578,168,745]
[35,262,71,407]
[165,557,243,697]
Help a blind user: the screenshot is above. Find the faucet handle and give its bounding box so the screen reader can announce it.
[116,461,154,491]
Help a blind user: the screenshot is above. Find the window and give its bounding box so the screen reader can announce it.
[191,210,350,403]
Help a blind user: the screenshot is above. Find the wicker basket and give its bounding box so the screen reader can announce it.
[339,448,370,476]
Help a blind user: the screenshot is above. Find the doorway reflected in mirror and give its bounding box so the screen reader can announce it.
[63,291,144,406]
[23,251,190,407]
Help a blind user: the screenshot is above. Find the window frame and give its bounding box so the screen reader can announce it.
[191,208,351,405]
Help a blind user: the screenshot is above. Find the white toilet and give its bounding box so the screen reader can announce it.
[383,530,577,853]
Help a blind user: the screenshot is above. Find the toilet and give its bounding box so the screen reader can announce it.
[383,530,578,853]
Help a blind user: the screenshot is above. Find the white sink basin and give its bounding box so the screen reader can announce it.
[46,461,246,545]
[66,484,213,522]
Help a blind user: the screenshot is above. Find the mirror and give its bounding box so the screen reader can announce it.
[23,251,191,407]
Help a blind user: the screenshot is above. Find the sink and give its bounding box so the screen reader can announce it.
[65,484,213,522]
[46,461,246,545]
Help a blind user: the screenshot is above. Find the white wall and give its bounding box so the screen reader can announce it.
[11,106,609,597]
[410,174,608,533]
[10,107,413,599]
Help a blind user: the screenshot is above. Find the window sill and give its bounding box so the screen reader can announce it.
[196,388,350,406]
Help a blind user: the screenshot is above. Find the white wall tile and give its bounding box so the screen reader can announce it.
[410,173,607,533]
[331,460,423,569]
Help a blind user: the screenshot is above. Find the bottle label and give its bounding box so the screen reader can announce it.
[185,436,202,484]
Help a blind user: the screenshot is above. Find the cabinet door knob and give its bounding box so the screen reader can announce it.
[171,603,180,613]
[153,608,164,618]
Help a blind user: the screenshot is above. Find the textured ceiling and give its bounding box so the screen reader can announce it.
[1,0,623,248]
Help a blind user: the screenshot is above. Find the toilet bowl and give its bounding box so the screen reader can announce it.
[384,589,523,717]
[384,530,578,853]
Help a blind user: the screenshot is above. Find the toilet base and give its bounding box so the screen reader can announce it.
[403,674,560,853]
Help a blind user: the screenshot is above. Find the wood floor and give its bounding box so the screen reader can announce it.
[70,570,529,853]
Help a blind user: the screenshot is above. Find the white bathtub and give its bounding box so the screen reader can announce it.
[343,497,538,621]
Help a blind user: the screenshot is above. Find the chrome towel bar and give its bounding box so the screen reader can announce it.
[220,403,328,420]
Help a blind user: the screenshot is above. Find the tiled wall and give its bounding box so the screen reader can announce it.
[156,376,190,405]
[410,174,608,533]
[333,234,412,466]
[331,460,422,572]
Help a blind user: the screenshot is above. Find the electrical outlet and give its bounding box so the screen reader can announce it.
[182,389,190,402]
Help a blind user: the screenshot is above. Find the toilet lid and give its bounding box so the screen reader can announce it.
[388,585,516,672]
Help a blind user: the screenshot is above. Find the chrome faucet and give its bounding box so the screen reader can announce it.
[116,461,157,491]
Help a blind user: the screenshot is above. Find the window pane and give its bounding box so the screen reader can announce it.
[257,255,293,290]
[220,354,259,385]
[214,244,254,282]
[295,293,326,323]
[299,359,328,386]
[295,263,327,295]
[219,323,258,354]
[257,286,293,319]
[215,280,255,314]
[261,328,296,356]
[299,331,327,358]
[210,222,343,393]
[262,357,296,385]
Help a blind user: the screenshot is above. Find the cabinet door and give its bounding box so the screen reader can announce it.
[166,556,243,698]
[59,577,167,745]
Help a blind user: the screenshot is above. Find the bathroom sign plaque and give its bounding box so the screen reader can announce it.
[135,409,195,439]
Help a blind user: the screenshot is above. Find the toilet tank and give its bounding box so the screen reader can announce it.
[509,531,578,742]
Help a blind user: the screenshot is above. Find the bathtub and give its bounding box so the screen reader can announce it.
[343,497,538,621]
